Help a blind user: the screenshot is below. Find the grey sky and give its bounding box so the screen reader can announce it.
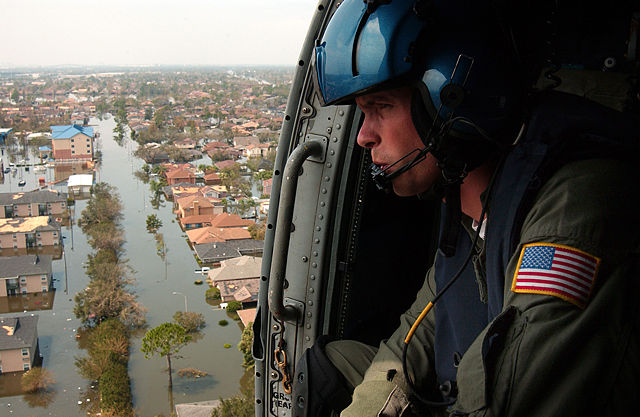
[1,0,319,67]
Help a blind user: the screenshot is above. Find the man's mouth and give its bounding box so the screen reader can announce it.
[373,162,390,172]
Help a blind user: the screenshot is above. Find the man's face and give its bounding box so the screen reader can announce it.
[355,87,441,196]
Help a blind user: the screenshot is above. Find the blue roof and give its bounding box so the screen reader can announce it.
[51,124,93,139]
[39,146,52,151]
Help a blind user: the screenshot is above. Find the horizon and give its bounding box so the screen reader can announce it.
[0,64,298,74]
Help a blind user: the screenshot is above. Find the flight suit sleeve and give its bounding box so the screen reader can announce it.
[341,267,441,417]
[452,158,640,416]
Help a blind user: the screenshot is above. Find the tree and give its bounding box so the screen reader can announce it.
[173,311,206,333]
[238,323,254,368]
[86,222,125,255]
[248,222,266,240]
[21,367,55,393]
[75,318,129,381]
[225,301,242,313]
[78,183,123,232]
[141,323,191,388]
[254,169,273,181]
[74,275,146,327]
[146,214,163,233]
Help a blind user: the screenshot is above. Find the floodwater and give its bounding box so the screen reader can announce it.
[0,117,248,416]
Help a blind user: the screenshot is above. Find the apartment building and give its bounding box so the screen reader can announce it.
[51,124,94,161]
[0,217,61,249]
[0,190,67,219]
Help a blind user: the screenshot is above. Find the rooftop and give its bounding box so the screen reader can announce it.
[0,255,52,278]
[0,315,39,350]
[67,174,93,187]
[0,189,66,206]
[51,124,93,140]
[193,240,264,263]
[186,226,250,245]
[0,216,59,233]
[208,255,262,282]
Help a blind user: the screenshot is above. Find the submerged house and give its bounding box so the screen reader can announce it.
[0,255,53,296]
[51,124,94,161]
[0,216,61,249]
[0,190,67,219]
[0,315,40,373]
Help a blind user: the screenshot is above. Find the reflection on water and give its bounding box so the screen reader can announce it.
[52,162,94,184]
[0,291,56,314]
[0,246,63,260]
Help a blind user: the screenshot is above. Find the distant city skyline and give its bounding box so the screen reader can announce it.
[1,0,319,68]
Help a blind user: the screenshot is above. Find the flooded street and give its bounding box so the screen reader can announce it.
[0,117,246,416]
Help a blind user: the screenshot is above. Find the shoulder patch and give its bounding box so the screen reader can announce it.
[511,243,600,308]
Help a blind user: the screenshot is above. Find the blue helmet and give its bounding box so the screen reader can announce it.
[314,0,526,156]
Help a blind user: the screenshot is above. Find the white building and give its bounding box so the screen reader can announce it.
[67,174,93,196]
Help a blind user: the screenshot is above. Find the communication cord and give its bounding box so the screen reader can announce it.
[400,148,507,408]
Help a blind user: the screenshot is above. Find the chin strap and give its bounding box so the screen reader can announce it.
[438,160,467,257]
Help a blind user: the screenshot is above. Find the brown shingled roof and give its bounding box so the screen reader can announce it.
[210,213,254,228]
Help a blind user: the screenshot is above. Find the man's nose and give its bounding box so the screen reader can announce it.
[356,118,379,149]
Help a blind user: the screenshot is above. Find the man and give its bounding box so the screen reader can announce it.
[303,0,640,416]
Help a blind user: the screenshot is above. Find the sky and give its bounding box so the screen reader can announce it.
[1,0,320,68]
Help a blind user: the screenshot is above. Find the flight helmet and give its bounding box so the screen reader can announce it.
[314,0,527,172]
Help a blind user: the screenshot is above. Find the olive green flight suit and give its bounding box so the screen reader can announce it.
[330,158,640,416]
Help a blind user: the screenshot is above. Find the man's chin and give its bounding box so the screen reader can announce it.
[391,179,433,197]
[391,183,418,197]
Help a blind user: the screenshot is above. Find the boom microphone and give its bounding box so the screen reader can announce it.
[370,145,433,191]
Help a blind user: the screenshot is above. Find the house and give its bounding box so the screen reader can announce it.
[0,190,67,219]
[243,143,273,159]
[179,214,218,230]
[240,121,259,131]
[233,136,260,148]
[174,137,196,149]
[0,216,61,249]
[142,150,169,164]
[50,124,94,161]
[67,174,93,196]
[201,185,227,199]
[0,255,52,296]
[210,212,255,229]
[207,256,261,306]
[0,315,40,373]
[214,160,237,171]
[162,183,201,200]
[203,172,221,185]
[166,168,196,185]
[237,308,257,327]
[186,226,251,245]
[175,195,214,218]
[262,178,273,196]
[202,141,230,153]
[193,239,264,264]
[0,128,13,145]
[204,141,242,160]
[38,146,52,160]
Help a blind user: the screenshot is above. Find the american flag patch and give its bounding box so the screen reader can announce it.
[511,243,600,308]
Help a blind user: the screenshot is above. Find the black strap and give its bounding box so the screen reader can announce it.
[292,335,352,417]
[438,160,466,257]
